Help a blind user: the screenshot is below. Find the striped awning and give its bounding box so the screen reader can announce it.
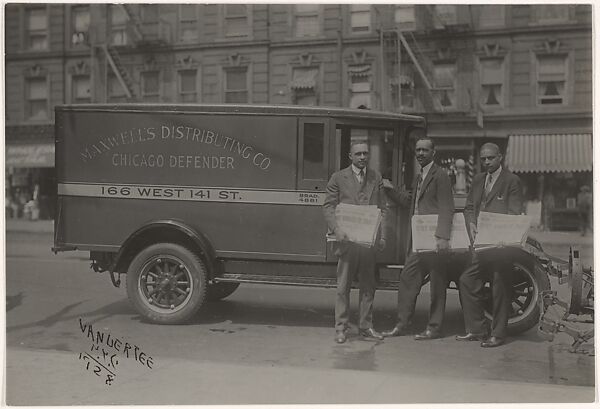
[506,133,592,173]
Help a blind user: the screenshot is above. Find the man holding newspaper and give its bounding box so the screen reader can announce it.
[457,143,524,348]
[323,140,387,344]
[382,137,455,340]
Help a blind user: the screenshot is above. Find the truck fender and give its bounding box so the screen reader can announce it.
[110,219,218,278]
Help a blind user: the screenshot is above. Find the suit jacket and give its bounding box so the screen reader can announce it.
[323,165,387,243]
[464,167,523,228]
[386,163,454,255]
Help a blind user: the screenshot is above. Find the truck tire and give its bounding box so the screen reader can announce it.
[207,282,240,301]
[483,255,550,335]
[126,243,207,324]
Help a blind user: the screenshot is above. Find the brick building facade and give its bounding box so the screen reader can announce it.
[4,4,593,228]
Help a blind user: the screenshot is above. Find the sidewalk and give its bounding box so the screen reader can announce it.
[5,218,54,234]
[5,347,594,405]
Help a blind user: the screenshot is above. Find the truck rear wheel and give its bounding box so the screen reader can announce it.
[126,243,207,324]
[483,256,550,335]
[207,282,240,301]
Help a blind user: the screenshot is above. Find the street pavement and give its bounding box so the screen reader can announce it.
[3,220,596,405]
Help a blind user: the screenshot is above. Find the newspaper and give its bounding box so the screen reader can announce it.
[330,203,382,247]
[473,211,530,250]
[411,213,471,253]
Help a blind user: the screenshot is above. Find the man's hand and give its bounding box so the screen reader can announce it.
[382,178,394,189]
[469,222,478,240]
[335,229,349,242]
[377,238,386,252]
[435,237,450,252]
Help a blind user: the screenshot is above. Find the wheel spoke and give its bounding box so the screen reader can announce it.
[514,299,525,309]
[174,287,187,296]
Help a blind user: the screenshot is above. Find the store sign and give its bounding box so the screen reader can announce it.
[6,144,55,168]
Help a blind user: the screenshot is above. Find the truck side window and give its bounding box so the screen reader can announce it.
[298,119,329,190]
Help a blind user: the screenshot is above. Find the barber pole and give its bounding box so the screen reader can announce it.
[467,155,474,190]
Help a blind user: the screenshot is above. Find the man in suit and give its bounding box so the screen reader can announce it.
[323,140,387,344]
[382,137,454,340]
[457,142,523,348]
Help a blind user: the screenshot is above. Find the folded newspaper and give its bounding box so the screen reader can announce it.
[473,211,530,250]
[411,213,471,253]
[328,203,382,247]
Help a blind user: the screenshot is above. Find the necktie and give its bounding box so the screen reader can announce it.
[485,173,493,196]
[357,169,364,185]
[414,168,423,215]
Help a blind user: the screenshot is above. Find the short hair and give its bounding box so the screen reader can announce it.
[480,142,501,155]
[349,139,369,152]
[416,137,435,150]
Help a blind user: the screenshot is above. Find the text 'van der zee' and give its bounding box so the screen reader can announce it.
[78,125,271,170]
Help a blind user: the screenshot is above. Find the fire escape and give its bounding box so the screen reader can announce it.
[380,5,472,114]
[96,4,172,101]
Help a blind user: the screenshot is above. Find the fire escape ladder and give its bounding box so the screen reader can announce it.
[102,44,134,99]
[119,4,144,42]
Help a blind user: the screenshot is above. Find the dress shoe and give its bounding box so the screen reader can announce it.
[481,336,505,348]
[359,328,384,340]
[334,330,347,344]
[382,326,410,337]
[456,332,486,342]
[414,328,442,340]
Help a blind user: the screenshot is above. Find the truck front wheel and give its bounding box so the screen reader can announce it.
[126,243,207,324]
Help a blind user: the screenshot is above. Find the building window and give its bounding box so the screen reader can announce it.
[72,75,91,103]
[537,55,567,105]
[294,5,320,37]
[533,5,570,24]
[179,5,198,41]
[141,71,160,102]
[395,5,416,31]
[291,67,319,106]
[71,6,90,46]
[480,58,504,107]
[108,74,127,102]
[224,4,249,37]
[350,4,371,33]
[433,63,456,108]
[178,69,198,102]
[26,77,48,121]
[224,68,248,103]
[434,5,458,28]
[110,5,128,45]
[478,5,505,28]
[26,7,48,50]
[348,67,371,109]
[391,64,416,111]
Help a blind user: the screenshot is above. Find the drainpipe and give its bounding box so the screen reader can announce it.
[337,6,343,107]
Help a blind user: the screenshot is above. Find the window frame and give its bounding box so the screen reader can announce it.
[293,4,322,38]
[140,70,161,102]
[535,53,569,106]
[349,4,372,34]
[109,4,129,46]
[532,4,572,25]
[70,5,90,48]
[222,4,251,38]
[24,75,50,122]
[178,69,199,103]
[479,57,506,108]
[394,5,416,31]
[433,62,457,109]
[297,118,330,191]
[70,74,92,104]
[223,66,250,103]
[25,6,49,51]
[178,4,199,42]
[477,5,505,29]
[107,73,128,102]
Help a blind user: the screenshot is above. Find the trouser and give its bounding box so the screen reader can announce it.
[458,249,513,338]
[580,211,592,234]
[395,251,448,331]
[335,243,376,332]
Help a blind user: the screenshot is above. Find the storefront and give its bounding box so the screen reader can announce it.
[6,142,56,220]
[505,133,593,231]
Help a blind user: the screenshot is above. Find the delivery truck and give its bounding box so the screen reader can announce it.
[53,104,549,333]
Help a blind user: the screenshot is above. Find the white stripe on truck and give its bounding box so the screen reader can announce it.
[58,183,325,206]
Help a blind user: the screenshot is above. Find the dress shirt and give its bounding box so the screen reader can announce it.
[351,164,366,184]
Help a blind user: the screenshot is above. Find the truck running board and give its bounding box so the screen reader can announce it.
[214,273,400,289]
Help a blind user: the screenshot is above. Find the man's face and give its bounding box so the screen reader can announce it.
[349,143,369,169]
[415,139,434,168]
[480,147,502,174]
